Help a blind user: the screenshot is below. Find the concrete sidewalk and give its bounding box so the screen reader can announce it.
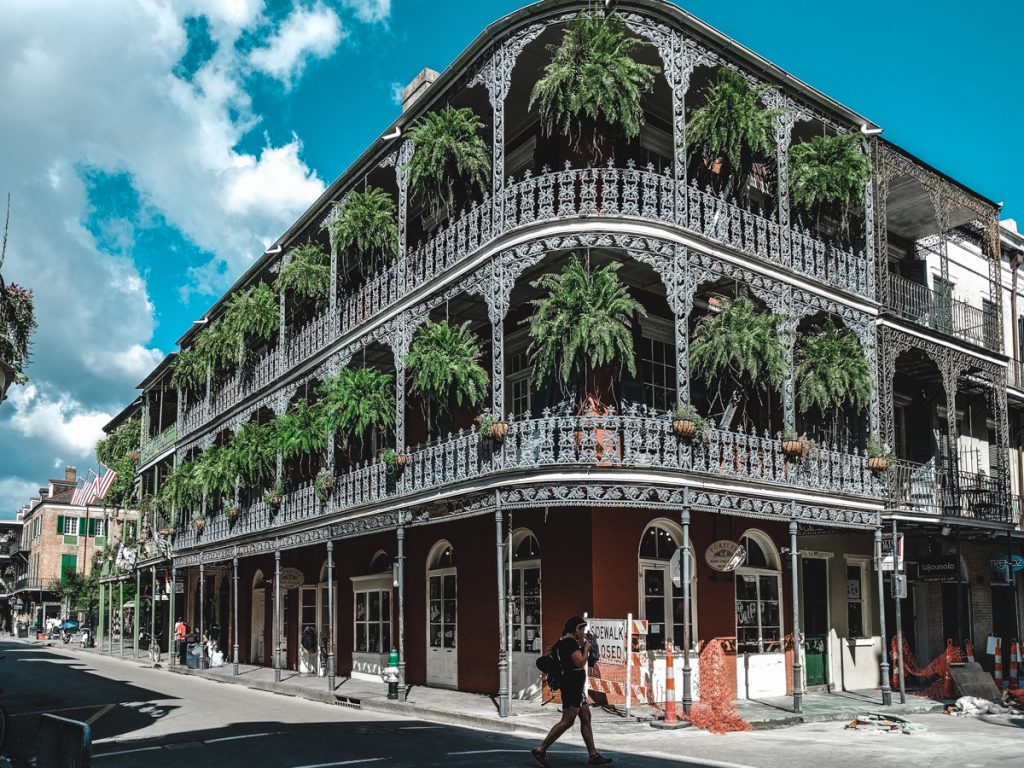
[23,637,947,734]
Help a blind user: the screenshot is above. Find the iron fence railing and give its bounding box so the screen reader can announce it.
[887,273,999,350]
[172,409,881,550]
[139,424,177,466]
[887,457,1011,523]
[179,162,868,438]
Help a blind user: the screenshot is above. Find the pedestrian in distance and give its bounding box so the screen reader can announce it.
[531,616,612,767]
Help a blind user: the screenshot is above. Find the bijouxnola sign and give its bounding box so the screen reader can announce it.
[705,540,746,572]
[988,553,1024,575]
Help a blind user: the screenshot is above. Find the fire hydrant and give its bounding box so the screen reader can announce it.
[384,648,400,700]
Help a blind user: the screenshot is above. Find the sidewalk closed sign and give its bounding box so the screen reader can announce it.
[587,619,627,666]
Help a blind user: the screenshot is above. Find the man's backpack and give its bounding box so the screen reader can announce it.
[535,644,562,691]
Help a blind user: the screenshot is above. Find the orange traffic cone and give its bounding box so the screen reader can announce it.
[994,637,1004,690]
[943,640,954,698]
[965,640,975,663]
[664,647,677,723]
[1010,641,1019,690]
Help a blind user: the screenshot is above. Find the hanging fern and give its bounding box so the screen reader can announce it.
[272,401,329,460]
[275,242,330,303]
[526,256,644,394]
[788,132,872,233]
[406,106,491,214]
[225,422,277,487]
[222,282,279,357]
[794,320,872,414]
[329,187,399,277]
[686,67,781,197]
[157,459,202,512]
[406,320,489,411]
[530,8,658,159]
[171,346,208,394]
[689,297,786,420]
[0,196,37,384]
[191,445,236,502]
[95,417,141,509]
[319,367,395,446]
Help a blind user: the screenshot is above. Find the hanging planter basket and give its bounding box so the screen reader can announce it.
[672,419,699,439]
[227,507,240,521]
[489,421,509,441]
[193,517,206,531]
[394,452,408,469]
[867,456,888,472]
[781,437,810,458]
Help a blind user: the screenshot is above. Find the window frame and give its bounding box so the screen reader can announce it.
[844,556,872,639]
[637,520,697,652]
[735,530,784,654]
[638,316,676,412]
[350,573,393,656]
[64,517,79,536]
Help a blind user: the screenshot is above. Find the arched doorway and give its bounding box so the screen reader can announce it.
[426,541,457,688]
[251,569,266,664]
[508,530,541,699]
[638,520,696,652]
[735,529,785,698]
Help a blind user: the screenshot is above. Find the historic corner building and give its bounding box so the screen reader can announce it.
[104,0,1024,709]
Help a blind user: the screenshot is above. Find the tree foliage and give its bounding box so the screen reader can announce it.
[329,187,399,277]
[94,417,141,509]
[788,132,872,233]
[407,106,491,214]
[689,297,786,420]
[530,9,658,158]
[319,367,395,447]
[526,257,644,396]
[406,320,489,412]
[794,320,872,414]
[275,242,330,304]
[0,195,37,384]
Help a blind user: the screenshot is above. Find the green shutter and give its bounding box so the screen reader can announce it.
[60,554,77,581]
[56,515,64,534]
[88,518,97,537]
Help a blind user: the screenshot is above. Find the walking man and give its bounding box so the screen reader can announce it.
[531,616,612,767]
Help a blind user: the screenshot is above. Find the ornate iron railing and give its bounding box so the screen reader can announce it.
[887,273,999,350]
[139,424,177,466]
[178,163,869,437]
[887,457,1010,523]
[172,409,880,550]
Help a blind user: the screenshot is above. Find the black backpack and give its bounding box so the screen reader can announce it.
[535,643,562,691]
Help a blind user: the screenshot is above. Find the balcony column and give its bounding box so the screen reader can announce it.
[169,565,176,666]
[199,562,205,661]
[788,516,802,714]
[680,494,692,715]
[233,556,239,676]
[134,567,142,659]
[863,159,877,302]
[97,582,105,652]
[489,281,507,417]
[771,105,796,268]
[392,322,413,453]
[119,579,124,657]
[941,363,962,505]
[874,526,892,706]
[274,549,282,683]
[150,565,157,659]
[327,540,336,691]
[278,279,287,370]
[495,503,509,717]
[396,140,414,263]
[782,315,798,432]
[396,517,407,701]
[988,373,1012,506]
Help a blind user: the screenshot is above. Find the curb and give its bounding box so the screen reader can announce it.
[744,703,946,731]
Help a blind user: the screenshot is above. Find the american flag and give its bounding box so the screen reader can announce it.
[77,469,99,506]
[94,463,119,502]
[70,479,87,506]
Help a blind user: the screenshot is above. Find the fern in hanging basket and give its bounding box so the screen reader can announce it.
[406,106,491,215]
[329,187,399,277]
[530,8,658,159]
[272,400,329,460]
[222,282,279,361]
[686,67,781,197]
[788,132,872,234]
[0,274,37,385]
[794,319,872,414]
[225,421,277,488]
[319,367,395,449]
[689,297,786,424]
[275,242,330,304]
[526,256,645,404]
[171,346,209,395]
[406,320,490,413]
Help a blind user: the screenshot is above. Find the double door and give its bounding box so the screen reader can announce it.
[508,563,542,699]
[427,569,457,687]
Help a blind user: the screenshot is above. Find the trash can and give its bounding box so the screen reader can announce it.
[16,622,28,638]
[186,642,209,669]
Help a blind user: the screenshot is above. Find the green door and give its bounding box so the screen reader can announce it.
[805,634,827,686]
[802,557,830,687]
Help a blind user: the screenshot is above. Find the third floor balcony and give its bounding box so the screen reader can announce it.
[886,273,999,351]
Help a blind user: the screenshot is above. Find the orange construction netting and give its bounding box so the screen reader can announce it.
[890,637,964,698]
[684,638,752,734]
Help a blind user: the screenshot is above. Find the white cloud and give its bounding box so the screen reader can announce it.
[250,3,345,88]
[390,80,403,106]
[0,477,41,520]
[7,385,111,455]
[342,0,391,24]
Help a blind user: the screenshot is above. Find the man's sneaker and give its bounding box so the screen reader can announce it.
[588,755,613,766]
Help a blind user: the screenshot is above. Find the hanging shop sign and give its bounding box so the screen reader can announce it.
[881,533,904,572]
[279,567,305,589]
[988,553,1024,574]
[917,555,961,582]
[705,540,745,572]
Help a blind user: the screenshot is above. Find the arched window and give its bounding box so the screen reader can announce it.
[638,520,696,652]
[736,530,783,654]
[369,550,393,573]
[429,543,456,570]
[508,530,542,659]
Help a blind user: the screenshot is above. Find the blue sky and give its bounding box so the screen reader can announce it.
[0,0,1021,519]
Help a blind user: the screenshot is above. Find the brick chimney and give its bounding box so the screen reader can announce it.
[402,68,440,113]
[65,466,77,483]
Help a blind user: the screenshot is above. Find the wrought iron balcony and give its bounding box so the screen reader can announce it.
[177,162,870,439]
[886,273,998,350]
[139,423,177,466]
[171,408,881,550]
[887,458,1011,523]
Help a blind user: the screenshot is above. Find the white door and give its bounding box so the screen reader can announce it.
[299,586,318,674]
[509,562,542,699]
[251,588,265,664]
[426,569,457,687]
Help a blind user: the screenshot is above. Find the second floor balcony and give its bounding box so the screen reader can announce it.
[887,458,1012,524]
[172,407,882,551]
[139,423,177,467]
[886,273,998,351]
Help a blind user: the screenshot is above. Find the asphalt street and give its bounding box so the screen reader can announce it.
[1,640,1022,768]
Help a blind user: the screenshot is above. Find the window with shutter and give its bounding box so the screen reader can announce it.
[56,515,64,534]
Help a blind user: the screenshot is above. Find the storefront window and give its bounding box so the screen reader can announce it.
[639,521,695,651]
[354,589,391,653]
[736,531,782,653]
